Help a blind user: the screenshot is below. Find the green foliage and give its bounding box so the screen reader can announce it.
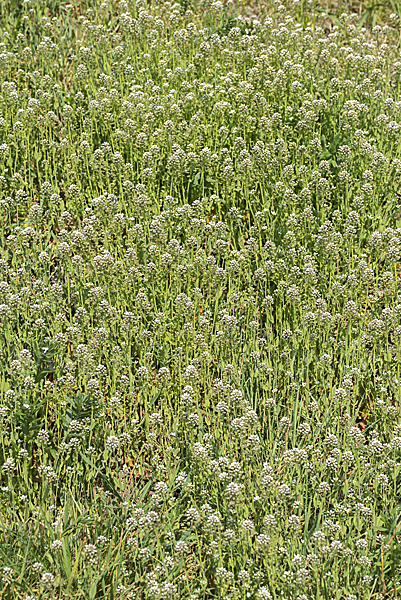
[1,0,401,599]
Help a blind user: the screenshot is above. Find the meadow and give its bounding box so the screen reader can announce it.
[1,0,401,598]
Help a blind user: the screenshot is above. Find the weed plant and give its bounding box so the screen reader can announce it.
[1,0,401,598]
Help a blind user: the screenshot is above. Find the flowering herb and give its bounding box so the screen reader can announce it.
[0,0,401,599]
